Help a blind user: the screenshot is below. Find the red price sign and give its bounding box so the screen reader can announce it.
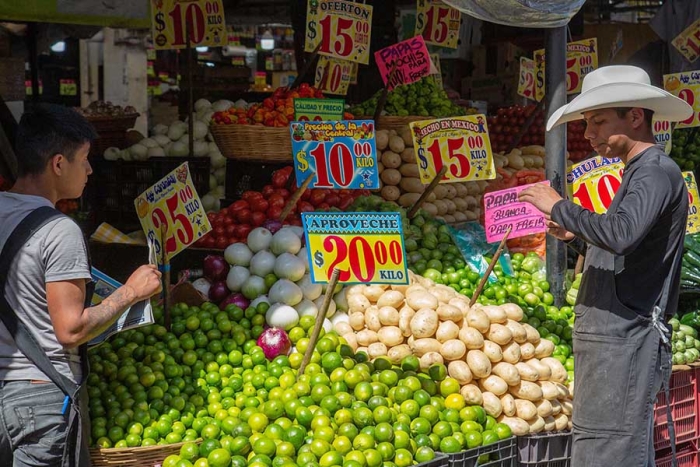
[305,0,373,65]
[410,116,495,184]
[135,163,211,261]
[518,57,535,100]
[534,38,598,102]
[314,56,354,95]
[415,0,461,49]
[567,156,624,214]
[150,0,227,50]
[664,71,700,129]
[672,18,700,63]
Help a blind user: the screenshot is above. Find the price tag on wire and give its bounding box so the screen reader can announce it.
[566,156,624,214]
[671,18,700,64]
[134,162,211,262]
[517,57,536,101]
[314,56,354,96]
[150,0,227,50]
[302,212,409,284]
[290,120,379,190]
[534,38,598,102]
[305,0,373,64]
[664,70,700,129]
[415,0,461,49]
[684,172,700,235]
[410,115,496,184]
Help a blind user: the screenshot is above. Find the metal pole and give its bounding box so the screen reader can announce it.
[27,23,40,102]
[545,26,568,307]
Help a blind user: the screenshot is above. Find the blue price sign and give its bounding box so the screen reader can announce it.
[290,120,379,189]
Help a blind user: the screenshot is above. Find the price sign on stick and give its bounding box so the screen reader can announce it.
[290,120,379,190]
[653,119,673,154]
[483,182,550,243]
[302,212,409,284]
[534,38,598,102]
[415,0,461,49]
[294,98,345,121]
[410,115,496,184]
[314,56,354,96]
[150,0,227,50]
[684,172,700,235]
[375,36,431,91]
[517,57,536,101]
[664,71,700,129]
[430,53,443,88]
[672,18,700,63]
[305,0,373,65]
[566,156,624,214]
[134,162,211,261]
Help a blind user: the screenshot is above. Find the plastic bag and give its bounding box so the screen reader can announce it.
[449,221,514,283]
[443,0,585,28]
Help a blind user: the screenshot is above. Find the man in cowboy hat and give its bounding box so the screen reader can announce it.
[519,65,693,465]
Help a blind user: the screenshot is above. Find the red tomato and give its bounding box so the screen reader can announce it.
[216,237,230,250]
[262,185,275,197]
[222,215,235,226]
[207,212,217,222]
[268,194,285,209]
[272,170,290,188]
[338,196,354,210]
[316,203,330,211]
[324,194,340,207]
[250,198,269,213]
[237,209,252,224]
[309,190,326,207]
[300,189,311,201]
[236,225,252,239]
[298,201,314,213]
[224,224,236,236]
[241,191,263,201]
[228,200,249,213]
[275,188,290,199]
[203,236,217,248]
[289,218,303,227]
[267,206,283,220]
[251,211,266,227]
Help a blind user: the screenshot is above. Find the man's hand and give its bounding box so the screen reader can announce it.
[518,184,563,217]
[124,265,163,302]
[547,220,575,241]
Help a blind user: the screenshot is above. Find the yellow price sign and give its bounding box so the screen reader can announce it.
[684,172,700,235]
[567,156,624,214]
[517,57,535,101]
[150,0,227,50]
[410,115,496,184]
[301,212,408,285]
[416,0,461,49]
[134,163,211,262]
[664,70,700,129]
[59,79,77,96]
[305,0,373,65]
[534,38,598,102]
[430,53,443,88]
[315,56,354,96]
[653,119,673,154]
[672,18,700,64]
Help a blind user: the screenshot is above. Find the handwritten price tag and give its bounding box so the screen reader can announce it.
[59,79,77,96]
[305,0,373,65]
[430,53,443,88]
[150,0,227,50]
[415,0,461,49]
[410,115,496,184]
[672,18,700,63]
[483,182,549,243]
[684,172,700,235]
[375,36,431,91]
[653,119,673,154]
[290,120,379,190]
[664,70,700,129]
[566,156,624,214]
[294,98,345,121]
[534,38,598,102]
[134,163,211,262]
[302,212,408,284]
[314,56,354,96]
[517,57,535,101]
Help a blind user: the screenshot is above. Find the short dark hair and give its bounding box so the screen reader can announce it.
[614,107,654,129]
[15,104,97,177]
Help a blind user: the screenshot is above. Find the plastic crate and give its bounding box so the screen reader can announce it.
[441,437,517,467]
[655,439,698,467]
[653,369,697,449]
[416,453,450,467]
[517,431,572,466]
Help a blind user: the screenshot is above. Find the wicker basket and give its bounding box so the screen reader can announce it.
[90,440,199,467]
[371,115,434,133]
[210,124,292,162]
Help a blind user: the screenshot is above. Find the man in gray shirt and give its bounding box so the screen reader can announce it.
[0,104,162,466]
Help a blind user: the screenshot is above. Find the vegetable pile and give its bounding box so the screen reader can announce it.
[668,317,700,365]
[670,127,700,171]
[681,234,700,290]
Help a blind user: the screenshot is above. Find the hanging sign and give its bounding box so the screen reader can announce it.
[134,162,211,261]
[302,212,409,285]
[415,0,461,49]
[684,172,700,234]
[653,119,673,154]
[664,70,700,129]
[430,53,443,88]
[517,57,536,101]
[315,56,354,96]
[294,98,345,121]
[290,120,379,190]
[483,181,550,244]
[566,156,624,214]
[375,36,431,91]
[672,18,700,64]
[534,38,598,102]
[305,0,373,65]
[150,0,227,50]
[59,79,77,96]
[410,115,496,184]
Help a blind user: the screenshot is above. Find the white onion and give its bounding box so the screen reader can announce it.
[265,304,299,331]
[167,124,186,141]
[297,274,322,301]
[195,98,212,112]
[103,147,120,161]
[226,266,250,292]
[250,250,276,277]
[141,138,159,148]
[130,144,148,160]
[147,147,165,158]
[192,278,211,297]
[294,298,319,318]
[269,280,303,306]
[169,141,188,157]
[274,253,306,282]
[224,243,253,266]
[193,121,209,140]
[270,229,302,256]
[247,228,272,253]
[153,124,168,135]
[154,134,171,147]
[214,167,226,184]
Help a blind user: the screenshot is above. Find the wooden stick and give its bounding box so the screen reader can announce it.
[373,64,398,122]
[160,224,172,330]
[469,227,512,307]
[280,172,315,222]
[505,99,545,154]
[573,254,585,280]
[290,43,322,91]
[408,166,448,218]
[299,268,341,375]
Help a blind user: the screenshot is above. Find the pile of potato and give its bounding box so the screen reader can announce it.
[333,271,574,436]
[375,129,487,223]
[494,145,545,173]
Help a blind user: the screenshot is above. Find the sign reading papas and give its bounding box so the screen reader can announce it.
[305,0,373,65]
[150,0,227,50]
[375,36,431,91]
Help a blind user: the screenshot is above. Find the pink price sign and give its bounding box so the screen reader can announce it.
[375,36,431,91]
[483,182,550,243]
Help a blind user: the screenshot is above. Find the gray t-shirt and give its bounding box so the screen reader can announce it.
[0,193,91,383]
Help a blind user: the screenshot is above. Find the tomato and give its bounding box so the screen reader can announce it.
[222,215,234,227]
[272,170,290,188]
[203,236,217,248]
[251,211,266,227]
[309,190,326,207]
[216,237,230,250]
[235,209,251,224]
[207,212,217,221]
[297,201,314,213]
[301,189,311,201]
[324,194,340,207]
[250,199,269,213]
[262,185,275,197]
[267,206,283,220]
[275,188,290,199]
[225,224,236,237]
[235,224,252,239]
[228,200,249,213]
[316,203,330,211]
[268,194,285,209]
[338,196,354,210]
[241,191,263,201]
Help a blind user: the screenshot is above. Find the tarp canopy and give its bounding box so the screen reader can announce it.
[0,0,150,28]
[442,0,585,28]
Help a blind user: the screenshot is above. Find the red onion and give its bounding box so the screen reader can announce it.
[208,280,229,304]
[257,327,291,360]
[203,255,229,282]
[262,219,283,234]
[220,292,250,310]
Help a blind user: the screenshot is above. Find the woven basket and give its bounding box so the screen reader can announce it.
[210,124,292,162]
[90,439,199,467]
[371,115,434,133]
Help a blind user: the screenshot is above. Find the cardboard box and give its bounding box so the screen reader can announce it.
[461,72,523,109]
[471,42,526,78]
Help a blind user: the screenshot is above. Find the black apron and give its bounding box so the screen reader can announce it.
[0,206,93,467]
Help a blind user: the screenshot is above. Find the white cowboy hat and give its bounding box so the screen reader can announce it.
[546,65,693,131]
